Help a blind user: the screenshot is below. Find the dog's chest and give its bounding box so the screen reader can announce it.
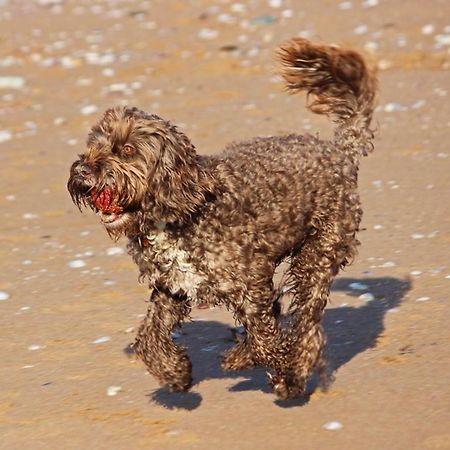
[134,222,204,299]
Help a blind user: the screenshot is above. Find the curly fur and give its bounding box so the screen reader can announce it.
[67,38,377,399]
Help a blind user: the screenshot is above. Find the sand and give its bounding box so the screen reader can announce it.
[0,0,449,449]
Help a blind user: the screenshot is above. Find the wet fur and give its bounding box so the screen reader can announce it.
[68,38,377,399]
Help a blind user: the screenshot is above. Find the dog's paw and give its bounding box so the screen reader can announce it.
[267,372,305,400]
[267,372,290,399]
[167,374,193,392]
[229,326,246,343]
[221,343,256,371]
[166,352,193,392]
[123,342,135,356]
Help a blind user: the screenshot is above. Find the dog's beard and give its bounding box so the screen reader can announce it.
[68,174,140,239]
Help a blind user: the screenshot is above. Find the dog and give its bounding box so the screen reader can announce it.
[68,38,377,399]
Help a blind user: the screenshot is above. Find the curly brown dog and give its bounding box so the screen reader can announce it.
[67,38,377,399]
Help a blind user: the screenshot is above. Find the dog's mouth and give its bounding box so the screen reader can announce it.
[68,175,136,233]
[90,186,126,225]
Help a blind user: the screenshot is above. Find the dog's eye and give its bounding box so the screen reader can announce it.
[121,144,136,158]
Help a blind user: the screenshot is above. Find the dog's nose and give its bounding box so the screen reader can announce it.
[72,163,92,177]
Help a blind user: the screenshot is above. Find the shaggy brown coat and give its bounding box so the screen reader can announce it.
[67,38,377,399]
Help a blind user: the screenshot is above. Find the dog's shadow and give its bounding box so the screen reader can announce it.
[148,276,411,409]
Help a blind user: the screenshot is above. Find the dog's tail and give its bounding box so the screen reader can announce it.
[278,38,377,157]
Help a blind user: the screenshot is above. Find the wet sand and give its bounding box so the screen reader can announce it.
[0,1,449,449]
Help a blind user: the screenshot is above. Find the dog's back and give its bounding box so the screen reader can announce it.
[211,40,378,398]
[211,40,377,259]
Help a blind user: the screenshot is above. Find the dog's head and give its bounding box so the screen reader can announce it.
[68,106,215,238]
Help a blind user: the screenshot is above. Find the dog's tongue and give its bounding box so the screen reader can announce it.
[91,187,123,214]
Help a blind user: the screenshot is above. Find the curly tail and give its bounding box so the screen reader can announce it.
[278,38,377,157]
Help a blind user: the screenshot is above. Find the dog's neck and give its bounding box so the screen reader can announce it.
[142,156,216,224]
[136,220,170,250]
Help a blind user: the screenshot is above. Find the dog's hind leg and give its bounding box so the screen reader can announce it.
[133,287,192,392]
[222,285,283,372]
[221,338,256,371]
[274,199,361,399]
[221,268,287,371]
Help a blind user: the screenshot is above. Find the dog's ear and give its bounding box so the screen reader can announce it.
[146,124,216,223]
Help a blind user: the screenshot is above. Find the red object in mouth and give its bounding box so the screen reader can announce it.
[91,187,123,214]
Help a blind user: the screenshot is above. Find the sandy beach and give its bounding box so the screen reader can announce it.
[0,0,449,448]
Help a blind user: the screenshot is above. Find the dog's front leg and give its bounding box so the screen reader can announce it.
[133,288,192,392]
